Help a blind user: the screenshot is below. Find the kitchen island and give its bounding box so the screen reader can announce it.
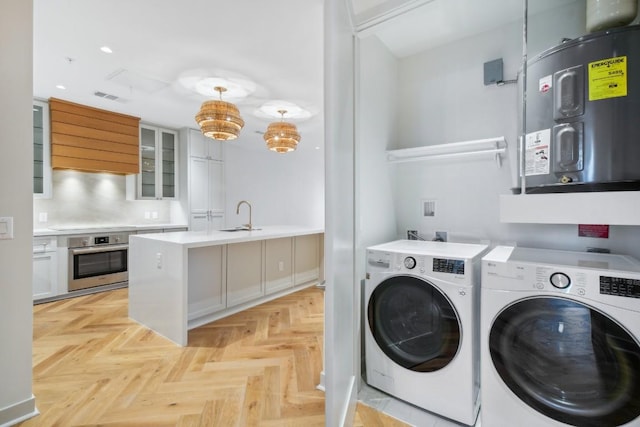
[128,226,324,346]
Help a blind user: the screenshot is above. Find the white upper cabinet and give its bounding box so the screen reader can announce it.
[179,128,225,232]
[188,128,223,161]
[137,124,178,200]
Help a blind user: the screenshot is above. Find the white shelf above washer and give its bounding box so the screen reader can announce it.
[500,192,640,225]
[386,136,507,167]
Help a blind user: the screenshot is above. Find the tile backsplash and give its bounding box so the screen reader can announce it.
[33,170,175,229]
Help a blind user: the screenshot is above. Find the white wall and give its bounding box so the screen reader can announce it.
[224,139,324,229]
[392,19,520,243]
[0,1,37,424]
[389,4,640,259]
[33,171,176,228]
[395,21,522,148]
[527,1,586,58]
[356,35,399,252]
[324,0,359,424]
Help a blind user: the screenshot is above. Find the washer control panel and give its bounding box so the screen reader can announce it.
[550,272,571,289]
[532,266,587,295]
[366,248,475,285]
[600,276,640,299]
[403,256,417,269]
[506,264,640,302]
[433,258,465,275]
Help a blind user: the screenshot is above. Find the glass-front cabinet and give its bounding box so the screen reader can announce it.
[138,124,177,200]
[33,100,52,198]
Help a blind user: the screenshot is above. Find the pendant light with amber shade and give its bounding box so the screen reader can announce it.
[195,86,244,140]
[263,110,301,153]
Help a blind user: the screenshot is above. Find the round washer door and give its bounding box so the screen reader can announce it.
[490,296,640,427]
[368,275,461,372]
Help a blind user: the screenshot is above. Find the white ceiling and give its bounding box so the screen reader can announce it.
[33,0,325,151]
[353,0,580,57]
[33,0,578,152]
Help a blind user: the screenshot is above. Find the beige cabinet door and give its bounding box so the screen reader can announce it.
[265,237,293,294]
[227,241,264,307]
[187,245,225,319]
[294,234,320,286]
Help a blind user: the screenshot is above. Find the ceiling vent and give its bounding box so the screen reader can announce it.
[106,68,169,94]
[94,91,128,103]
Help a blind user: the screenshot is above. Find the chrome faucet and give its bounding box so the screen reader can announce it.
[236,200,252,230]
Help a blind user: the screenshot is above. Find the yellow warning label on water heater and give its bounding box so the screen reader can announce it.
[588,56,627,101]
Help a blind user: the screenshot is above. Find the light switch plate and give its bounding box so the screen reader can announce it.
[0,217,14,239]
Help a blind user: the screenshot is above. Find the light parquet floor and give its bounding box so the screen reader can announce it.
[21,286,408,427]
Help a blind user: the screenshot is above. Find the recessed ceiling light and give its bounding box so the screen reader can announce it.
[56,85,66,90]
[100,46,113,54]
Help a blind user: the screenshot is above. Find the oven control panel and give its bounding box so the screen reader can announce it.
[68,233,129,248]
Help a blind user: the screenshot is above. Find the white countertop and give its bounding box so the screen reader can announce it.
[130,225,324,249]
[34,223,189,236]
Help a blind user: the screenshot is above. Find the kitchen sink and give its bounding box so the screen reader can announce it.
[218,227,261,232]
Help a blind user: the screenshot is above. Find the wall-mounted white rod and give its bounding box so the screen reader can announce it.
[386,136,507,165]
[388,147,506,164]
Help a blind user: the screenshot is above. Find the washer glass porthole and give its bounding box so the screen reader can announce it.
[489,296,640,426]
[368,275,461,372]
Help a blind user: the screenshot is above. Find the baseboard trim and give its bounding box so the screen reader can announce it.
[338,376,357,427]
[316,370,326,392]
[0,395,38,427]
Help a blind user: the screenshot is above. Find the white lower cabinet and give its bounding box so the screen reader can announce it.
[226,241,264,307]
[265,237,294,294]
[33,237,58,301]
[188,245,225,319]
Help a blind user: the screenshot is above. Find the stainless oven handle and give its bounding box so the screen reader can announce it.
[69,244,129,255]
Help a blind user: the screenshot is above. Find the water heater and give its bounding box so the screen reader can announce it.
[519,25,640,193]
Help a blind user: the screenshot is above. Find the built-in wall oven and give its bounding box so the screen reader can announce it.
[68,232,129,291]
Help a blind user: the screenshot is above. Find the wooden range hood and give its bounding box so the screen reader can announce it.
[49,98,140,174]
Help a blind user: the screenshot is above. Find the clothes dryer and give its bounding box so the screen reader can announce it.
[481,246,640,427]
[364,239,488,426]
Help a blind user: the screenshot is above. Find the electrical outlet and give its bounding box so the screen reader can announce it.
[278,261,284,272]
[156,252,163,269]
[38,212,48,223]
[144,211,151,219]
[152,211,159,219]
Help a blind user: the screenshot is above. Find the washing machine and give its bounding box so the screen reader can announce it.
[481,246,640,427]
[364,239,488,426]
